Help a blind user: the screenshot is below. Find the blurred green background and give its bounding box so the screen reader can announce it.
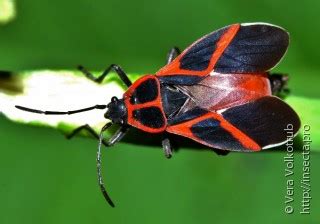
[0,0,319,223]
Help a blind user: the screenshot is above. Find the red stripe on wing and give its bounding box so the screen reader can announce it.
[166,112,261,151]
[156,24,240,77]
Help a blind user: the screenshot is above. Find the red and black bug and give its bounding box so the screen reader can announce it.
[16,23,301,207]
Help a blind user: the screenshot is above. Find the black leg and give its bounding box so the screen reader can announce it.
[66,124,129,147]
[166,47,181,65]
[107,126,129,146]
[78,64,132,87]
[66,124,109,146]
[268,73,290,96]
[212,148,230,156]
[162,137,173,159]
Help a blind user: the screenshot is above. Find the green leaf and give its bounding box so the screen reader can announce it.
[0,0,15,24]
[0,70,319,150]
[0,70,141,137]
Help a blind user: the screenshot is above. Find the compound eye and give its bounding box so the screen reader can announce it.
[111,96,118,102]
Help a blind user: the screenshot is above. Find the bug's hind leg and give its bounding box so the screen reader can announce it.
[166,47,181,64]
[269,73,290,96]
[78,64,132,87]
[212,148,230,156]
[162,137,173,159]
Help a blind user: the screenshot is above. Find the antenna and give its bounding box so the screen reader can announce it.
[15,105,107,115]
[16,104,116,207]
[97,122,115,207]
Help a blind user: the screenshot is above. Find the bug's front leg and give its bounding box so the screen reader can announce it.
[106,125,130,146]
[66,124,109,146]
[66,124,129,147]
[166,47,181,64]
[78,64,132,87]
[162,137,173,159]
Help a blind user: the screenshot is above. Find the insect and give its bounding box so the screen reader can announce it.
[16,23,301,207]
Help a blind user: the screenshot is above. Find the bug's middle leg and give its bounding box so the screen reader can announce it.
[162,137,173,159]
[166,47,181,64]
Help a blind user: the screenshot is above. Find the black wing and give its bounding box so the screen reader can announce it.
[221,96,300,149]
[167,96,300,151]
[157,23,289,85]
[214,23,289,73]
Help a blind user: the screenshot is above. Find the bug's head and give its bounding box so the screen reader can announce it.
[104,96,127,124]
